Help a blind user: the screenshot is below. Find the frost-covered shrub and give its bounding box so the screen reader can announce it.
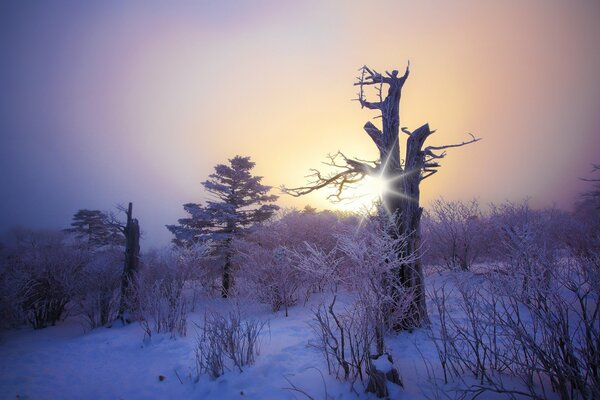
[427,203,600,398]
[132,244,210,338]
[567,197,600,259]
[0,250,27,328]
[134,249,193,338]
[429,255,600,399]
[74,246,122,329]
[235,242,301,316]
[178,243,226,302]
[299,217,411,389]
[423,198,489,271]
[195,305,267,379]
[0,229,87,329]
[180,244,214,308]
[234,209,357,312]
[488,202,568,299]
[242,208,351,252]
[336,220,416,348]
[310,296,372,387]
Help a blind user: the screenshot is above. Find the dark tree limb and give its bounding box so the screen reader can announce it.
[424,133,480,152]
[283,152,379,201]
[283,64,480,330]
[364,121,384,153]
[581,164,600,182]
[117,202,140,324]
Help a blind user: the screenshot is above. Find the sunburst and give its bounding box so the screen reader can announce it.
[336,148,414,215]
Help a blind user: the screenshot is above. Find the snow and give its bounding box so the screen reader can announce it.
[0,272,544,400]
[0,294,361,399]
[371,355,393,374]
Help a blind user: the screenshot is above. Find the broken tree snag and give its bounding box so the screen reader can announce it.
[283,64,480,329]
[366,353,403,398]
[118,202,140,323]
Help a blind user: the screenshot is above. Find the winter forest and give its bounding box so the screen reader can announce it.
[1,2,600,400]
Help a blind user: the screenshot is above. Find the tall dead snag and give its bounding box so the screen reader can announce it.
[117,202,140,323]
[284,64,479,329]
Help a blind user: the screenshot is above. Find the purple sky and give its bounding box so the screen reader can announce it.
[1,0,600,248]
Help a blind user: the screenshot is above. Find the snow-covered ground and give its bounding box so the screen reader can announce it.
[0,287,446,400]
[0,270,562,400]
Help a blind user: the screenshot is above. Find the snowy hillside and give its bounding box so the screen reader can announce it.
[1,291,415,400]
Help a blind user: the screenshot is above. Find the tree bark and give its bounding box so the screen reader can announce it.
[221,239,232,298]
[285,65,479,330]
[118,202,140,323]
[221,225,234,298]
[360,67,428,328]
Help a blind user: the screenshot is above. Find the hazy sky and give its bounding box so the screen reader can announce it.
[1,0,599,247]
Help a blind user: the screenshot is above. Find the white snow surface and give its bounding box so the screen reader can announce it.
[0,272,530,400]
[371,355,394,374]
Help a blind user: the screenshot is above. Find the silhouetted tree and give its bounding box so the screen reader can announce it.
[117,202,140,323]
[582,163,600,207]
[66,205,140,323]
[65,209,122,248]
[285,65,479,328]
[167,156,279,297]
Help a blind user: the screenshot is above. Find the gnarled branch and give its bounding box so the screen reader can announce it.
[424,133,480,152]
[282,152,379,201]
[364,121,385,153]
[418,132,481,181]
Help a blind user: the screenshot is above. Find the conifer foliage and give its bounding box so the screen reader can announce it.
[65,209,122,248]
[167,155,279,297]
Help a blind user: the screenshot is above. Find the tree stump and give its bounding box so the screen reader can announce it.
[366,353,403,398]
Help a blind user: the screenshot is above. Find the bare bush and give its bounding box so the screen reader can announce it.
[568,197,600,259]
[75,246,122,329]
[489,202,567,301]
[0,261,24,328]
[310,296,372,391]
[429,256,600,399]
[173,243,213,309]
[134,249,193,338]
[337,219,416,351]
[236,242,301,316]
[424,198,487,271]
[298,217,411,393]
[0,229,87,329]
[194,305,267,379]
[234,209,356,312]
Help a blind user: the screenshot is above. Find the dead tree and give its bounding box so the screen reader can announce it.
[117,202,140,323]
[284,64,479,328]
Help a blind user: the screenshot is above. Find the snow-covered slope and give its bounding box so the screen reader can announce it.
[0,292,424,400]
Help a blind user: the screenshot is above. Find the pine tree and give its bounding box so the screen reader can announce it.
[66,209,122,248]
[167,155,279,297]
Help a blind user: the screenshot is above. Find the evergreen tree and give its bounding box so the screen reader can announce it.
[66,209,122,248]
[167,155,279,297]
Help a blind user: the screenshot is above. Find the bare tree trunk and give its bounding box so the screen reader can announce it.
[221,229,234,298]
[363,67,428,328]
[221,246,232,298]
[285,65,478,330]
[118,202,140,323]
